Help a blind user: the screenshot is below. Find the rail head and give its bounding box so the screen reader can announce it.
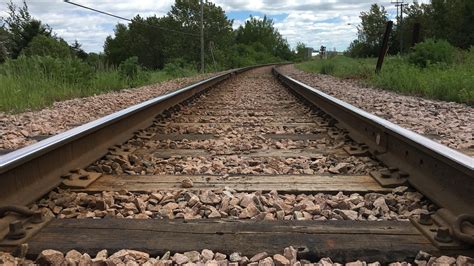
[0,63,283,173]
[274,68,474,170]
[0,63,281,208]
[0,71,234,174]
[272,67,474,216]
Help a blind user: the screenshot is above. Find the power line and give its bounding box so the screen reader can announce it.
[63,0,200,37]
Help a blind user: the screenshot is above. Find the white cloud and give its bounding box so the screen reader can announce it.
[216,0,430,51]
[1,0,430,52]
[2,0,175,52]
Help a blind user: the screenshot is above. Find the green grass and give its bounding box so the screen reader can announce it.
[296,55,474,105]
[0,56,197,113]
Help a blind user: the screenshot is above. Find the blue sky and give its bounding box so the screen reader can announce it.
[228,11,288,24]
[1,0,428,53]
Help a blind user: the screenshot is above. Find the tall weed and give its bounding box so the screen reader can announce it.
[0,56,195,112]
[296,54,473,104]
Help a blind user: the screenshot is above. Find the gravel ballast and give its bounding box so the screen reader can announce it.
[31,68,433,222]
[4,67,468,265]
[34,187,431,221]
[0,74,214,152]
[279,65,473,156]
[1,246,472,265]
[86,67,385,176]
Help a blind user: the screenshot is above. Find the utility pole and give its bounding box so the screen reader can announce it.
[200,0,204,73]
[392,0,408,54]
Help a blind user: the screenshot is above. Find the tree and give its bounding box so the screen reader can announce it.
[104,16,167,69]
[128,15,166,69]
[390,0,473,52]
[357,4,388,57]
[164,0,234,67]
[235,15,293,60]
[104,0,234,69]
[0,26,9,62]
[1,1,51,58]
[295,42,307,61]
[104,23,132,66]
[86,52,106,69]
[424,0,473,49]
[71,40,88,60]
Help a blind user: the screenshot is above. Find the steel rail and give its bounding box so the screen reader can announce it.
[272,67,474,217]
[0,64,268,208]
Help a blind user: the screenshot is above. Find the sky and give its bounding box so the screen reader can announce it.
[0,0,429,53]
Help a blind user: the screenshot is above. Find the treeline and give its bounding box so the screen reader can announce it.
[104,0,294,70]
[347,0,473,58]
[0,0,297,71]
[0,1,94,63]
[0,0,301,112]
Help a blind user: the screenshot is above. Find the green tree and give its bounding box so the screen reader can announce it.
[164,0,233,67]
[21,35,72,58]
[0,26,9,62]
[397,2,429,52]
[70,40,88,60]
[104,0,234,69]
[390,0,474,52]
[85,52,106,69]
[104,23,132,66]
[235,15,293,60]
[129,15,166,69]
[358,4,388,56]
[424,0,473,49]
[1,1,52,58]
[104,16,166,69]
[295,42,307,61]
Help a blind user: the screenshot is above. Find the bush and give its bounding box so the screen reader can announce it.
[119,56,140,80]
[20,35,72,59]
[226,43,282,68]
[163,58,196,78]
[346,40,376,58]
[408,39,456,68]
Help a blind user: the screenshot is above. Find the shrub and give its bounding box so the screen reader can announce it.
[21,35,72,59]
[408,39,456,68]
[163,58,196,78]
[346,40,376,58]
[119,56,140,81]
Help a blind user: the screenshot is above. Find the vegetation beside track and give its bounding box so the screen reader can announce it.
[311,1,473,105]
[296,48,474,105]
[0,56,197,112]
[0,1,300,113]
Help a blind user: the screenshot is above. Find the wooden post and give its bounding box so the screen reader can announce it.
[411,22,421,47]
[375,21,393,74]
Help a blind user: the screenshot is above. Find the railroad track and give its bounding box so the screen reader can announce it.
[0,65,473,264]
